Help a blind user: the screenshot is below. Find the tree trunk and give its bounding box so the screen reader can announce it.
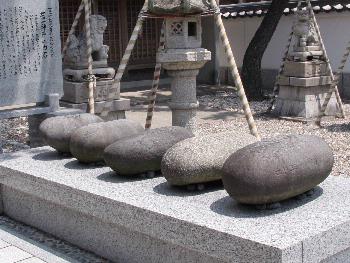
[241,0,289,101]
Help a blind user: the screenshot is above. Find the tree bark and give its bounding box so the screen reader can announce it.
[241,0,289,101]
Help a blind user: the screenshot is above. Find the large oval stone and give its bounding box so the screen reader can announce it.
[104,127,194,176]
[39,114,104,153]
[222,134,334,205]
[70,120,144,163]
[162,131,258,186]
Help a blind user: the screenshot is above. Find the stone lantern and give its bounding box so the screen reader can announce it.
[157,16,211,131]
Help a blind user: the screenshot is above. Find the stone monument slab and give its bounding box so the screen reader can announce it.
[0,147,349,263]
[0,0,63,108]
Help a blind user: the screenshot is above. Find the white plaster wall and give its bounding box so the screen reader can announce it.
[218,12,350,73]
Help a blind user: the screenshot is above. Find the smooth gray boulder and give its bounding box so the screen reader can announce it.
[70,120,144,163]
[162,131,258,186]
[222,134,334,205]
[104,127,194,176]
[39,114,104,153]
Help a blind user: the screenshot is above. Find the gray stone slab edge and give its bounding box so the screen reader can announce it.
[323,247,350,263]
[0,150,349,263]
[0,166,287,263]
[2,188,222,263]
[0,106,52,120]
[0,215,109,263]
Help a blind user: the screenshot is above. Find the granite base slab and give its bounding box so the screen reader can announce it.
[283,61,328,78]
[60,98,130,121]
[273,96,339,119]
[61,79,120,104]
[0,148,349,263]
[273,85,339,119]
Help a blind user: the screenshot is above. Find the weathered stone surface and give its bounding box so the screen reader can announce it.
[70,120,144,163]
[39,114,104,153]
[0,0,63,107]
[162,131,258,186]
[63,68,115,83]
[104,127,193,175]
[277,76,332,87]
[64,15,109,68]
[148,0,211,15]
[1,148,350,263]
[61,79,119,104]
[222,134,334,205]
[283,61,328,78]
[274,93,338,119]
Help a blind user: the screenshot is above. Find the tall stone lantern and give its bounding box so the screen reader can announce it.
[157,16,211,131]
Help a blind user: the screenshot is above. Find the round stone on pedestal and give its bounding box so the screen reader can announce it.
[162,131,258,186]
[70,120,144,163]
[39,114,104,154]
[222,134,334,205]
[104,127,194,176]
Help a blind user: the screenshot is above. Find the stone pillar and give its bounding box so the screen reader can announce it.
[168,69,199,129]
[158,16,211,131]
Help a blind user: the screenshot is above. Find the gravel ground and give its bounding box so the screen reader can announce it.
[1,91,349,177]
[197,91,350,178]
[0,117,29,153]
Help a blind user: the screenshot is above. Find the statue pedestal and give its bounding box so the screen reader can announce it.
[60,14,128,121]
[289,46,324,62]
[61,67,130,121]
[158,48,211,131]
[273,61,338,119]
[61,79,120,104]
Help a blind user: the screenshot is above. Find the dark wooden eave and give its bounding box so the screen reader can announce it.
[220,0,350,19]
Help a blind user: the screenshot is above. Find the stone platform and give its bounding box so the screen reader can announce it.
[0,147,349,263]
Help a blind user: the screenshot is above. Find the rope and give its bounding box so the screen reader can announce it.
[84,0,95,114]
[210,0,261,140]
[268,0,303,112]
[100,0,149,117]
[315,41,350,125]
[302,0,346,124]
[62,0,85,59]
[145,22,165,129]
